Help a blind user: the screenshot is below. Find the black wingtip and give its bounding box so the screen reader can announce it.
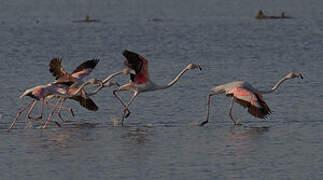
[200,121,208,126]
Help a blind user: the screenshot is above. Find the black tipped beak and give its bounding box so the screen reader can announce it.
[198,65,202,71]
[300,74,304,79]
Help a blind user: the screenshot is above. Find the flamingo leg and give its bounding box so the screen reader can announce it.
[46,100,74,117]
[36,98,44,120]
[25,100,38,123]
[200,94,216,126]
[121,91,138,126]
[228,97,241,126]
[112,90,131,118]
[8,100,34,131]
[42,98,61,129]
[57,98,67,122]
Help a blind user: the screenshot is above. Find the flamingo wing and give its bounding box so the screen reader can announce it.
[122,50,143,73]
[122,50,149,84]
[228,86,271,118]
[49,58,71,80]
[49,58,76,84]
[70,96,98,111]
[122,50,144,82]
[71,59,100,79]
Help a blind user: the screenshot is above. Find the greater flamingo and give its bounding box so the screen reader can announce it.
[40,68,133,128]
[113,50,201,126]
[9,82,73,130]
[200,72,304,126]
[9,58,101,130]
[48,57,100,116]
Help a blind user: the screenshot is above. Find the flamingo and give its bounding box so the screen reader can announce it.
[112,50,202,126]
[48,57,100,119]
[40,68,133,128]
[8,57,101,130]
[200,72,304,126]
[8,82,73,130]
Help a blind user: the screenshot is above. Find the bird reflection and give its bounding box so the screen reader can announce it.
[121,127,150,144]
[229,125,270,140]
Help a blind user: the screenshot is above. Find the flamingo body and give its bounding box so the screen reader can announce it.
[113,50,201,125]
[200,72,303,126]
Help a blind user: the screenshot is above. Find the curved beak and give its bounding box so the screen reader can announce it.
[300,73,304,79]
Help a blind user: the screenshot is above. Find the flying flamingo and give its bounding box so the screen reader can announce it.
[48,57,100,119]
[200,72,304,126]
[112,50,202,126]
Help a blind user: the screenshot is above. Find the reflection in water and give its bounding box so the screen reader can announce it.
[121,127,150,144]
[27,123,98,155]
[229,126,270,138]
[227,125,271,152]
[225,126,270,179]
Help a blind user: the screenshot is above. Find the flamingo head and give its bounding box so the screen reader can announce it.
[286,72,303,80]
[186,64,202,71]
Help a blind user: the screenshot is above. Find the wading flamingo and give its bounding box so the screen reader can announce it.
[9,82,73,130]
[113,50,201,126]
[200,72,304,126]
[42,68,133,128]
[9,58,101,130]
[41,78,105,128]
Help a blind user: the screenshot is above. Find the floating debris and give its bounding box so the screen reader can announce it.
[72,13,100,23]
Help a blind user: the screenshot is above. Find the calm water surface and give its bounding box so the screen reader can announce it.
[0,0,323,179]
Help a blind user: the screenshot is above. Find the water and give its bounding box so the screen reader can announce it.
[1,0,323,179]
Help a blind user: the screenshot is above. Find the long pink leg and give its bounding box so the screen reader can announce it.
[121,91,138,126]
[228,97,241,126]
[42,98,61,128]
[46,100,74,117]
[57,98,68,122]
[25,100,38,123]
[113,90,131,118]
[28,98,45,121]
[8,100,34,131]
[200,94,216,126]
[38,98,44,119]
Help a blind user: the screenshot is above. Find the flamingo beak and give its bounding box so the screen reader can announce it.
[300,73,304,79]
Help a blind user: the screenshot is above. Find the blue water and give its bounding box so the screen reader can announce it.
[0,0,323,179]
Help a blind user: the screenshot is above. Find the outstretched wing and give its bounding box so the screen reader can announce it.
[228,86,271,119]
[49,58,70,80]
[71,59,100,80]
[122,50,149,83]
[123,50,143,73]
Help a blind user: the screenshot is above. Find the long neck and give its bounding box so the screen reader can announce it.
[87,70,127,96]
[102,70,126,84]
[257,76,291,94]
[157,67,189,90]
[68,81,92,97]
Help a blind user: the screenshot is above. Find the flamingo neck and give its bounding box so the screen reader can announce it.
[86,70,128,96]
[102,70,126,84]
[157,67,189,90]
[257,76,291,94]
